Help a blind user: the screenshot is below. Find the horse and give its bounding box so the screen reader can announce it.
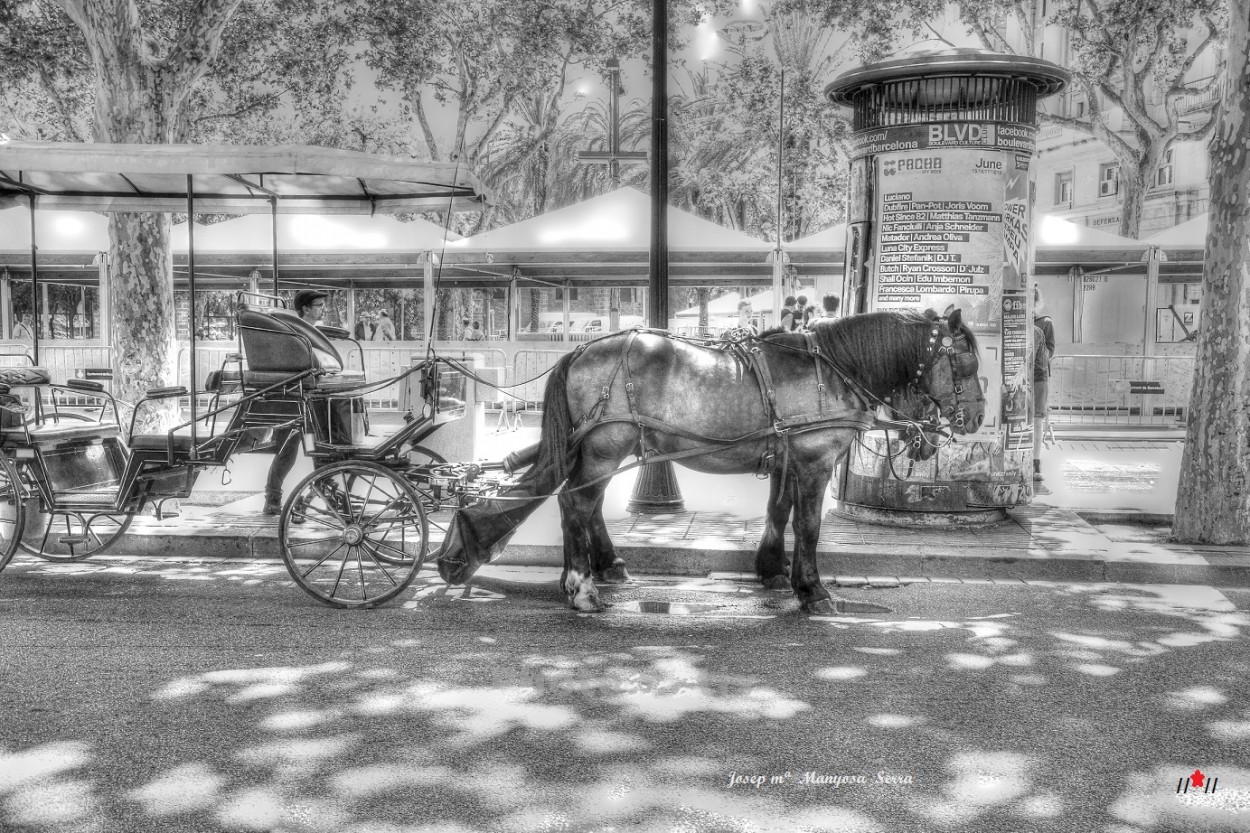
[437,308,986,616]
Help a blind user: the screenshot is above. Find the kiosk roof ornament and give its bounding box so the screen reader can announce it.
[825,45,1067,130]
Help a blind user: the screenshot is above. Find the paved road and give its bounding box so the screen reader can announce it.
[2,555,1248,833]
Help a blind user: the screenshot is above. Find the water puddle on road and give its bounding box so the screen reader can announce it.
[832,599,894,615]
[618,601,726,615]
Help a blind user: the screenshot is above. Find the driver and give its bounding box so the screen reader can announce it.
[264,289,326,515]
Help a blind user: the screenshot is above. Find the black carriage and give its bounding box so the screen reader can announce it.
[0,141,512,608]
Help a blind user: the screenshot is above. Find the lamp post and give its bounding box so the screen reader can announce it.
[578,58,648,334]
[627,0,685,514]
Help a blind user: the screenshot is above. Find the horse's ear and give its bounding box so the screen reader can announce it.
[947,308,964,332]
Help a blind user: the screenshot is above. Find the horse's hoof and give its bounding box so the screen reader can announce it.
[804,597,840,616]
[595,562,633,584]
[760,575,791,591]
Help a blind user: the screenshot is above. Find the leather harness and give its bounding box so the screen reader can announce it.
[564,330,874,484]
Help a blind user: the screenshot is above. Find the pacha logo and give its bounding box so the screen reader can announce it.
[883,157,942,176]
[1177,769,1218,794]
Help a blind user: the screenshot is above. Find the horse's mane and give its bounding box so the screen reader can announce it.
[765,311,978,398]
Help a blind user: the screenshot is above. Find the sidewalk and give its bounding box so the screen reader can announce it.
[110,433,1250,589]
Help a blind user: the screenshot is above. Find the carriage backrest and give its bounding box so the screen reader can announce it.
[237,308,344,374]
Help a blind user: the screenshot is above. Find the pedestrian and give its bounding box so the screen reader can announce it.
[468,321,485,341]
[820,293,840,319]
[1033,284,1056,482]
[12,313,33,341]
[794,295,809,330]
[353,314,372,341]
[778,296,797,332]
[723,299,758,341]
[372,309,396,341]
[264,289,326,516]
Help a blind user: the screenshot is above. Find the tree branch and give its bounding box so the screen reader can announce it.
[166,0,248,97]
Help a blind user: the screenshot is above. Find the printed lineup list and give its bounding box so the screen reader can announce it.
[876,191,999,304]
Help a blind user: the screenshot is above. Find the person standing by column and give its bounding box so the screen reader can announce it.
[1033,284,1056,482]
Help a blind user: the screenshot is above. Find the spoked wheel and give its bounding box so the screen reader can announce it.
[19,504,133,562]
[406,445,446,467]
[279,460,429,609]
[0,456,26,573]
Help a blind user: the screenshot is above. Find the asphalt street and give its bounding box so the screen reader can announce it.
[2,555,1248,833]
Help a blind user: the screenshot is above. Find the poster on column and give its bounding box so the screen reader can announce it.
[869,144,1031,464]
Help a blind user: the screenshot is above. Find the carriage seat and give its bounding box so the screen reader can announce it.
[0,417,122,448]
[0,366,53,387]
[237,309,365,392]
[127,432,198,454]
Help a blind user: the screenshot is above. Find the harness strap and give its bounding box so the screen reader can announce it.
[804,331,827,416]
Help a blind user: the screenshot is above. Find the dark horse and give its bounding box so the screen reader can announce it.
[438,309,985,615]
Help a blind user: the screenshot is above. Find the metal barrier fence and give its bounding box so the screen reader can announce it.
[1048,354,1194,426]
[512,349,568,412]
[175,343,510,413]
[16,341,1196,430]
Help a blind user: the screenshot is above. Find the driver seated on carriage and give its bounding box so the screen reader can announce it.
[232,289,366,515]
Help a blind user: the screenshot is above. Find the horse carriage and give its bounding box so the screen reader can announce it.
[0,141,519,608]
[0,290,520,607]
[0,141,989,617]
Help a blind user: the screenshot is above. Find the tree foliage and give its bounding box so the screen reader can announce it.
[801,0,1228,238]
[668,6,851,241]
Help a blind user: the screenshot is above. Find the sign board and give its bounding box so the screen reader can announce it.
[1129,381,1164,395]
[82,367,113,381]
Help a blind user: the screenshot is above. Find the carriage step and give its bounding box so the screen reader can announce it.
[155,499,181,520]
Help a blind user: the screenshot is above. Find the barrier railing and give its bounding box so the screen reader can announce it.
[512,349,567,412]
[1048,354,1194,426]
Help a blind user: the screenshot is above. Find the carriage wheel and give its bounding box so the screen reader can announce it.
[19,506,133,562]
[279,461,428,609]
[0,456,26,573]
[406,445,447,467]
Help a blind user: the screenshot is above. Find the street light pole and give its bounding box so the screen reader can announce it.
[628,0,684,514]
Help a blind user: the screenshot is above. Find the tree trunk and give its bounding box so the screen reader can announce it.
[109,213,176,408]
[1172,0,1250,545]
[1117,170,1144,241]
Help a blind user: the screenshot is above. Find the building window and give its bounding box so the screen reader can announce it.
[1156,148,1174,187]
[1098,163,1120,197]
[1055,171,1074,205]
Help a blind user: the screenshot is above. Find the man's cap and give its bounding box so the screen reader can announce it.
[379,310,389,316]
[293,289,328,310]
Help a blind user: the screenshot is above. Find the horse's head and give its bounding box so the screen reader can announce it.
[915,309,986,435]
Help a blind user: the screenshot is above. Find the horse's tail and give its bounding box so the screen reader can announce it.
[435,351,577,586]
[521,350,578,487]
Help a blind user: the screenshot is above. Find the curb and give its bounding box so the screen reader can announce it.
[117,525,1250,589]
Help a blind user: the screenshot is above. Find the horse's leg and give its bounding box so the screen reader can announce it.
[755,468,794,591]
[589,490,632,583]
[558,432,631,612]
[789,463,837,615]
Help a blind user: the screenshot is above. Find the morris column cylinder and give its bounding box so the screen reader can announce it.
[825,46,1067,525]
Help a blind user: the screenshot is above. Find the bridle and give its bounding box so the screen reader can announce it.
[906,317,984,437]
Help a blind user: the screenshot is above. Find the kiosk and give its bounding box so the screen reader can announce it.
[825,46,1068,525]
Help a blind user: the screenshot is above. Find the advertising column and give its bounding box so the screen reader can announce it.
[852,122,1037,507]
